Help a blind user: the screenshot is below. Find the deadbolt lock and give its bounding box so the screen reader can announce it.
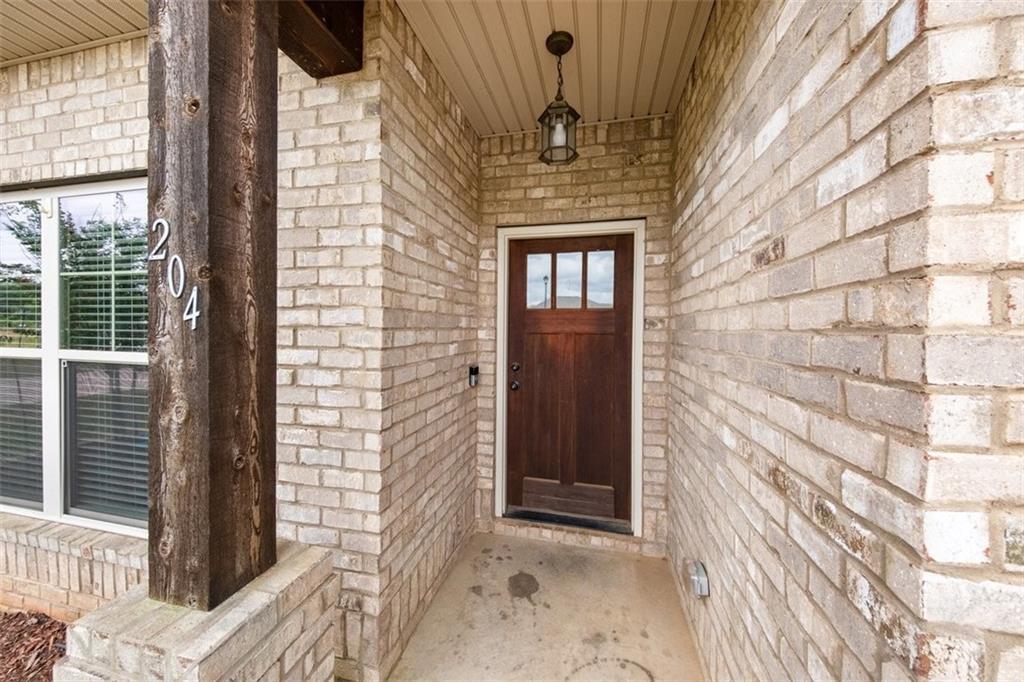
[510,362,521,372]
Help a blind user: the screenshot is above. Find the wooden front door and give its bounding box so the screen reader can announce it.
[506,234,633,523]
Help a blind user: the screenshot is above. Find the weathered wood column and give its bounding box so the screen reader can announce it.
[147,0,278,610]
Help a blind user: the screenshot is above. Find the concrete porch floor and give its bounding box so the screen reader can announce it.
[389,533,705,681]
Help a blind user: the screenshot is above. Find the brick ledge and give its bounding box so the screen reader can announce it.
[0,511,146,570]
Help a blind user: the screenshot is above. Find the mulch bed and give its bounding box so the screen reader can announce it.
[0,611,67,681]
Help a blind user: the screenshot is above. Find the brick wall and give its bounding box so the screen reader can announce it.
[55,542,338,682]
[666,1,1024,681]
[0,38,147,186]
[374,0,479,675]
[274,6,388,677]
[477,117,675,552]
[0,513,146,622]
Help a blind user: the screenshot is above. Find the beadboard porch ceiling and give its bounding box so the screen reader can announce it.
[397,0,713,136]
[0,0,148,66]
[1,0,713,137]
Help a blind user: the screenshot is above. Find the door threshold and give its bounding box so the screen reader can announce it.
[505,506,633,536]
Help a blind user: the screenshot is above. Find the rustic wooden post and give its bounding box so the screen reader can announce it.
[147,0,278,610]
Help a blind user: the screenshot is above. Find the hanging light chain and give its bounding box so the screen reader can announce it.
[555,54,564,101]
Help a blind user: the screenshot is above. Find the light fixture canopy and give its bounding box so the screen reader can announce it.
[538,30,580,166]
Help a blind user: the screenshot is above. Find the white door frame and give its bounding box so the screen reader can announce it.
[494,218,645,537]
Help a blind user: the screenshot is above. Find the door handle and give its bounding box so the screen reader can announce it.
[510,380,521,391]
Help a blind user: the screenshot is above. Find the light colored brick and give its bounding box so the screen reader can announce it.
[888,98,932,166]
[850,41,926,140]
[929,153,995,206]
[921,572,1024,635]
[933,86,1024,145]
[842,470,921,547]
[923,211,1024,266]
[925,335,1024,386]
[928,394,992,447]
[925,0,1022,27]
[810,413,885,473]
[789,291,845,330]
[755,102,789,158]
[846,379,928,433]
[928,24,999,84]
[886,0,922,60]
[816,131,888,206]
[922,511,989,564]
[1004,148,1024,202]
[850,0,899,48]
[996,647,1024,682]
[886,334,924,382]
[928,276,991,326]
[1006,397,1024,445]
[814,236,888,288]
[886,439,928,498]
[788,511,842,584]
[811,334,883,378]
[923,451,1024,503]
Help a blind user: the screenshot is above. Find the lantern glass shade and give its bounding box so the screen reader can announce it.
[538,98,580,165]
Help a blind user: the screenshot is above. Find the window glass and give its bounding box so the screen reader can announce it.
[60,190,148,351]
[556,252,582,309]
[586,251,614,309]
[0,201,42,348]
[66,362,149,524]
[0,358,43,508]
[526,253,552,309]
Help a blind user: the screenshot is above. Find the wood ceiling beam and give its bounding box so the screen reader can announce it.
[278,0,364,79]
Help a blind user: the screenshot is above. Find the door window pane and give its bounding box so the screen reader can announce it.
[0,201,42,348]
[0,358,43,507]
[526,253,552,309]
[60,190,148,351]
[556,252,582,309]
[66,362,149,524]
[586,251,614,309]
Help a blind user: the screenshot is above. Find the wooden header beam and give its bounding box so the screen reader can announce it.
[279,0,364,79]
[147,0,278,610]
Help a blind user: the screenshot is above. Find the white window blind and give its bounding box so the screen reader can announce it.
[66,362,148,524]
[0,358,43,507]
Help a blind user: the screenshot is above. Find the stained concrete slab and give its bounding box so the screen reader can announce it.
[389,533,705,682]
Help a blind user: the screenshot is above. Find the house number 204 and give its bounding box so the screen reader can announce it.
[148,218,201,330]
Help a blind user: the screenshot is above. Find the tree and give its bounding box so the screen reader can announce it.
[0,201,42,347]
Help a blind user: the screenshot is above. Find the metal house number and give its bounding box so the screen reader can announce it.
[148,218,202,330]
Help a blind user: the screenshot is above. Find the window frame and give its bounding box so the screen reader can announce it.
[0,177,148,538]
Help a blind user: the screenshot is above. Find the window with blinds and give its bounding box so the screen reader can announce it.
[0,358,43,507]
[66,362,148,524]
[59,190,148,351]
[0,201,42,348]
[0,179,149,528]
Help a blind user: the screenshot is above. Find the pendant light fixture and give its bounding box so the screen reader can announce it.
[537,30,580,166]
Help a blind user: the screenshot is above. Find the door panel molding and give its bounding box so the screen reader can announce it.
[495,219,645,537]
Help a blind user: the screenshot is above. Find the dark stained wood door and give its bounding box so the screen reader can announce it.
[506,234,633,522]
